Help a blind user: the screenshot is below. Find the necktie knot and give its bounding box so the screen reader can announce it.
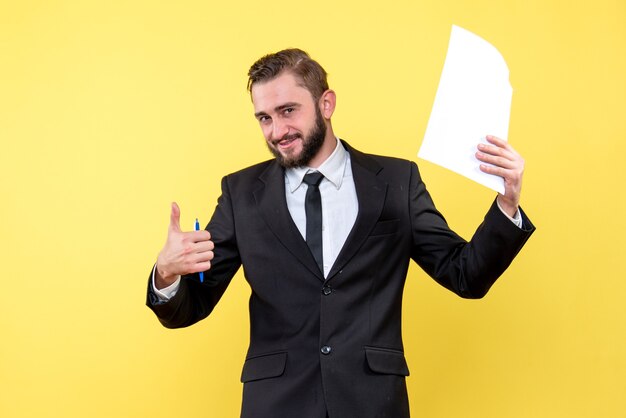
[303,172,324,188]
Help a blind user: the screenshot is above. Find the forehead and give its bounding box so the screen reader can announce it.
[251,72,315,113]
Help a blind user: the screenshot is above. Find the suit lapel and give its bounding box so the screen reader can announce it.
[253,161,325,281]
[327,144,388,281]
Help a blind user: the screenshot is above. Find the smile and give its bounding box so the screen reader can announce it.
[274,135,301,149]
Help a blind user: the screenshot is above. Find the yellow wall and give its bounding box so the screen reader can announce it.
[1,0,624,417]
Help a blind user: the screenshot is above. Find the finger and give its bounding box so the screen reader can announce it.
[169,202,181,232]
[485,135,507,148]
[483,135,519,156]
[486,135,520,159]
[188,260,212,274]
[479,164,510,180]
[479,162,519,179]
[193,239,215,253]
[477,141,515,159]
[480,164,522,189]
[475,150,516,170]
[189,249,214,264]
[189,229,212,242]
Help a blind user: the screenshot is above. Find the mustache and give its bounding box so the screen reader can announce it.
[272,133,302,145]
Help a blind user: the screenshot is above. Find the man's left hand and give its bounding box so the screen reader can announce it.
[476,135,524,217]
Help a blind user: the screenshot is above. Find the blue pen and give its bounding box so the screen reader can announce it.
[195,218,204,283]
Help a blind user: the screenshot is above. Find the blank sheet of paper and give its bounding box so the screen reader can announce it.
[418,25,512,194]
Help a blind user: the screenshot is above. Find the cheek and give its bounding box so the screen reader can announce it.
[260,125,273,141]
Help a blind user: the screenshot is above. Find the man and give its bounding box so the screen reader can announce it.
[147,49,534,418]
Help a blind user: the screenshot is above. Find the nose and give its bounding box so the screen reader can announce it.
[271,119,289,140]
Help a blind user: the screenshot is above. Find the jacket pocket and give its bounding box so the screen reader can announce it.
[240,351,287,383]
[364,346,410,376]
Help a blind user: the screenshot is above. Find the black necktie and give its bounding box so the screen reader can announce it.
[303,172,324,275]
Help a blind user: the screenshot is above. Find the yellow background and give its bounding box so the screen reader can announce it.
[1,0,624,417]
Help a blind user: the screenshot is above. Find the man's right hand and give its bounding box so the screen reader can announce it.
[155,202,214,289]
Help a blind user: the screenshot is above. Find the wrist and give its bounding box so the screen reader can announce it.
[497,196,519,218]
[155,265,177,289]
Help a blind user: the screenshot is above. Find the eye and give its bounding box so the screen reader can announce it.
[258,115,271,124]
[283,107,294,115]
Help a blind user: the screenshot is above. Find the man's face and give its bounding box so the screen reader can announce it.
[252,72,327,168]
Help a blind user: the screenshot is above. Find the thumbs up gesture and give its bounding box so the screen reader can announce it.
[155,202,214,289]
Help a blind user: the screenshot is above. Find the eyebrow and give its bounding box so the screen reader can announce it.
[254,102,301,118]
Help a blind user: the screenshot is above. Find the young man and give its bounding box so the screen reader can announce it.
[147,49,534,418]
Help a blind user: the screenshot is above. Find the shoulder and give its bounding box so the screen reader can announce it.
[226,159,276,179]
[343,141,419,179]
[219,158,281,191]
[362,152,414,168]
[343,140,413,166]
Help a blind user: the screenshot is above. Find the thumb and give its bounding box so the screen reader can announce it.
[169,201,181,232]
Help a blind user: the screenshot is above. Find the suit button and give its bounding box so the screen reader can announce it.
[322,286,332,295]
[321,345,332,355]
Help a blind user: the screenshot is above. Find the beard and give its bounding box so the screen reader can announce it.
[267,107,327,169]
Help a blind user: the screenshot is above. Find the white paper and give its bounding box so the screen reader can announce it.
[418,25,512,194]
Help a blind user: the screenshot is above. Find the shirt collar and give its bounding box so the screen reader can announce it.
[285,138,348,193]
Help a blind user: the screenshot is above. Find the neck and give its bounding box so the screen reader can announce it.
[308,127,337,169]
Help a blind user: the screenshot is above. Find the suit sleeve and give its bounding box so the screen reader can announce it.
[146,176,242,328]
[408,162,535,298]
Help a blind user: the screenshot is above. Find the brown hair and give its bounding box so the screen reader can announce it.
[247,48,329,101]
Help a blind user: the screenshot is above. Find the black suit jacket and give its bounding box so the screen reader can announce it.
[147,142,535,418]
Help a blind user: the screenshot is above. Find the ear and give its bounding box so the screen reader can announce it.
[319,89,336,119]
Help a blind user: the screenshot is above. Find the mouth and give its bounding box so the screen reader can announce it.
[273,134,301,149]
